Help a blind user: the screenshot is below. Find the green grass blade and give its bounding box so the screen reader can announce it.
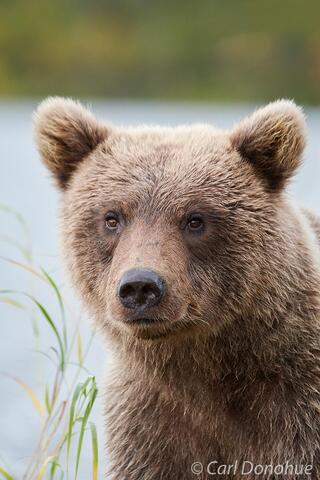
[75,380,98,479]
[0,466,14,480]
[45,385,52,414]
[90,423,98,480]
[49,460,57,480]
[0,290,65,371]
[0,373,45,417]
[49,459,64,480]
[31,297,65,371]
[0,257,44,281]
[67,383,84,464]
[41,268,67,350]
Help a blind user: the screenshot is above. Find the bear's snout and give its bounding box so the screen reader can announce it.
[117,268,166,316]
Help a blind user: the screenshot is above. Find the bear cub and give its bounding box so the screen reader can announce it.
[34,98,320,479]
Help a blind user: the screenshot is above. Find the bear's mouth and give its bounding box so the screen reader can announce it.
[135,318,156,324]
[123,316,160,326]
[122,315,201,341]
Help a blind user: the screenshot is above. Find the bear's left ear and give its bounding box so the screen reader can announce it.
[33,97,109,189]
[230,100,307,190]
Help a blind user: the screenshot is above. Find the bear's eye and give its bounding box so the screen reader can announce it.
[186,214,204,232]
[105,212,120,231]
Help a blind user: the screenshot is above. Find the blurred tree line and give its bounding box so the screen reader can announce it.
[0,0,319,103]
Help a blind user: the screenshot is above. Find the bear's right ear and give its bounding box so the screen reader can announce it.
[33,97,109,189]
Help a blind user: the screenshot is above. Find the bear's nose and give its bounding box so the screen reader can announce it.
[118,268,165,311]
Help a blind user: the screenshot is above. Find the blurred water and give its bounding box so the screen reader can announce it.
[0,100,319,478]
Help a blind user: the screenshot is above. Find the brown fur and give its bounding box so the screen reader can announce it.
[34,98,320,479]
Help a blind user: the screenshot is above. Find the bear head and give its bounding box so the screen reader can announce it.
[34,98,306,342]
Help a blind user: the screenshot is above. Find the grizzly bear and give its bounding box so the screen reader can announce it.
[34,98,320,479]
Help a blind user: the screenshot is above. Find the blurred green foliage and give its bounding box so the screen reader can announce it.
[0,0,319,103]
